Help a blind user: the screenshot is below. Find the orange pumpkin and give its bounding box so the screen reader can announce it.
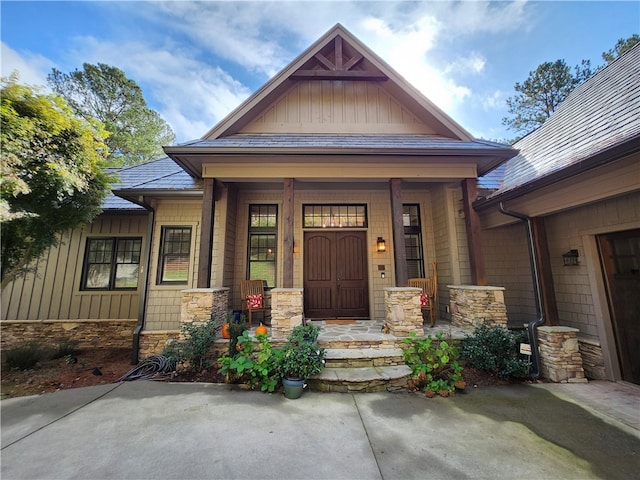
[222,323,230,339]
[255,323,268,335]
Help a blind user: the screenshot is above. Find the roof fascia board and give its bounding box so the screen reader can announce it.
[202,24,474,141]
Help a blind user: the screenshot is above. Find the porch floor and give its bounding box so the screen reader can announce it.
[249,319,471,341]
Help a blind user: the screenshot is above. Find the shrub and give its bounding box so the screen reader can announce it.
[218,323,326,392]
[5,343,48,370]
[460,323,530,379]
[51,338,81,359]
[218,331,279,392]
[163,317,219,372]
[227,317,248,356]
[402,332,465,397]
[274,324,326,380]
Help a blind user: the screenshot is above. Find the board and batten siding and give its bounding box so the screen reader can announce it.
[1,214,148,321]
[241,80,436,134]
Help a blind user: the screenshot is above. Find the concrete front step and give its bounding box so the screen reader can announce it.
[324,348,406,367]
[309,365,412,393]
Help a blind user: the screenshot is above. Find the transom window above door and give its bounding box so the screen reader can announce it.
[303,204,367,228]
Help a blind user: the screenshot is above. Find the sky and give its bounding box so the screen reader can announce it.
[2,1,638,144]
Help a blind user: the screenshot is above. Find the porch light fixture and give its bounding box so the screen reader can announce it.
[562,249,579,266]
[377,237,386,253]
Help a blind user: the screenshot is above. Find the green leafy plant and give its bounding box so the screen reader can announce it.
[163,317,219,373]
[227,316,248,357]
[460,323,530,379]
[5,342,49,370]
[51,338,80,359]
[218,332,279,392]
[402,332,464,397]
[275,324,326,380]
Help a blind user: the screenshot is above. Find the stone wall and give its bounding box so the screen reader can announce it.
[448,285,508,328]
[138,330,180,359]
[0,319,137,350]
[181,288,229,333]
[384,287,424,337]
[538,326,587,383]
[578,339,606,380]
[270,288,304,339]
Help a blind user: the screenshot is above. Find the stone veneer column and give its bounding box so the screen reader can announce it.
[448,285,507,328]
[270,288,304,339]
[384,287,425,337]
[181,288,229,335]
[538,326,587,383]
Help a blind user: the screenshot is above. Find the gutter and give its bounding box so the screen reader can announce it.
[131,197,155,365]
[498,202,544,379]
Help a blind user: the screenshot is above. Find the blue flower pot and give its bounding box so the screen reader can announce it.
[282,377,305,399]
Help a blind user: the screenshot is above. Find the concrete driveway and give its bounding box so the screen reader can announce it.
[2,381,639,479]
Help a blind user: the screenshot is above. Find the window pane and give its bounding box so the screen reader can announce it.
[248,205,277,287]
[160,227,191,284]
[115,264,139,289]
[403,204,425,278]
[82,237,142,290]
[303,204,367,228]
[85,264,111,289]
[249,262,275,287]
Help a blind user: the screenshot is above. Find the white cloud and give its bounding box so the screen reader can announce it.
[67,36,252,141]
[1,43,53,88]
[480,90,508,112]
[2,1,536,143]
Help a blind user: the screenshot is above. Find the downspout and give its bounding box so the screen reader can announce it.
[498,202,544,379]
[131,200,155,365]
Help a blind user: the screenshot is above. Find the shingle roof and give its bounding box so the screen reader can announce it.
[481,44,640,196]
[179,133,510,152]
[103,157,201,210]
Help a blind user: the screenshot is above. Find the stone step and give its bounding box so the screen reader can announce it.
[323,348,406,368]
[308,365,412,393]
[318,338,406,350]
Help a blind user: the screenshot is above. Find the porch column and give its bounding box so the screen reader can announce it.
[461,178,486,286]
[390,178,408,286]
[197,178,215,288]
[283,178,294,288]
[531,217,560,325]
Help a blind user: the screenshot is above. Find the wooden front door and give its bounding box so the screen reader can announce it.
[304,231,369,319]
[598,229,640,384]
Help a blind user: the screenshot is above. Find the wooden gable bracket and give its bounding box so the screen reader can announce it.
[291,36,388,81]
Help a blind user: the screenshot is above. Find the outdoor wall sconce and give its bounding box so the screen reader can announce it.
[562,249,579,266]
[377,237,386,253]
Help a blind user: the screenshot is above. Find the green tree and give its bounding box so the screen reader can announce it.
[1,75,113,287]
[502,59,592,138]
[602,34,640,64]
[48,63,175,166]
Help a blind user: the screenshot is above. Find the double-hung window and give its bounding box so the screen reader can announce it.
[158,226,192,285]
[247,205,277,287]
[81,237,142,290]
[403,204,425,278]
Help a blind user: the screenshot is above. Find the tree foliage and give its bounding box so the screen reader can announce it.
[502,59,592,138]
[1,75,113,286]
[602,34,640,64]
[48,63,175,166]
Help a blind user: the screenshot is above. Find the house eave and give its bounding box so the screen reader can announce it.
[164,148,516,179]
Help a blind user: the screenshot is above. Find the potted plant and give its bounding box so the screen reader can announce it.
[275,324,326,399]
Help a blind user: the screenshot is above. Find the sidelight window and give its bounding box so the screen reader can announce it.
[247,205,277,287]
[403,204,425,278]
